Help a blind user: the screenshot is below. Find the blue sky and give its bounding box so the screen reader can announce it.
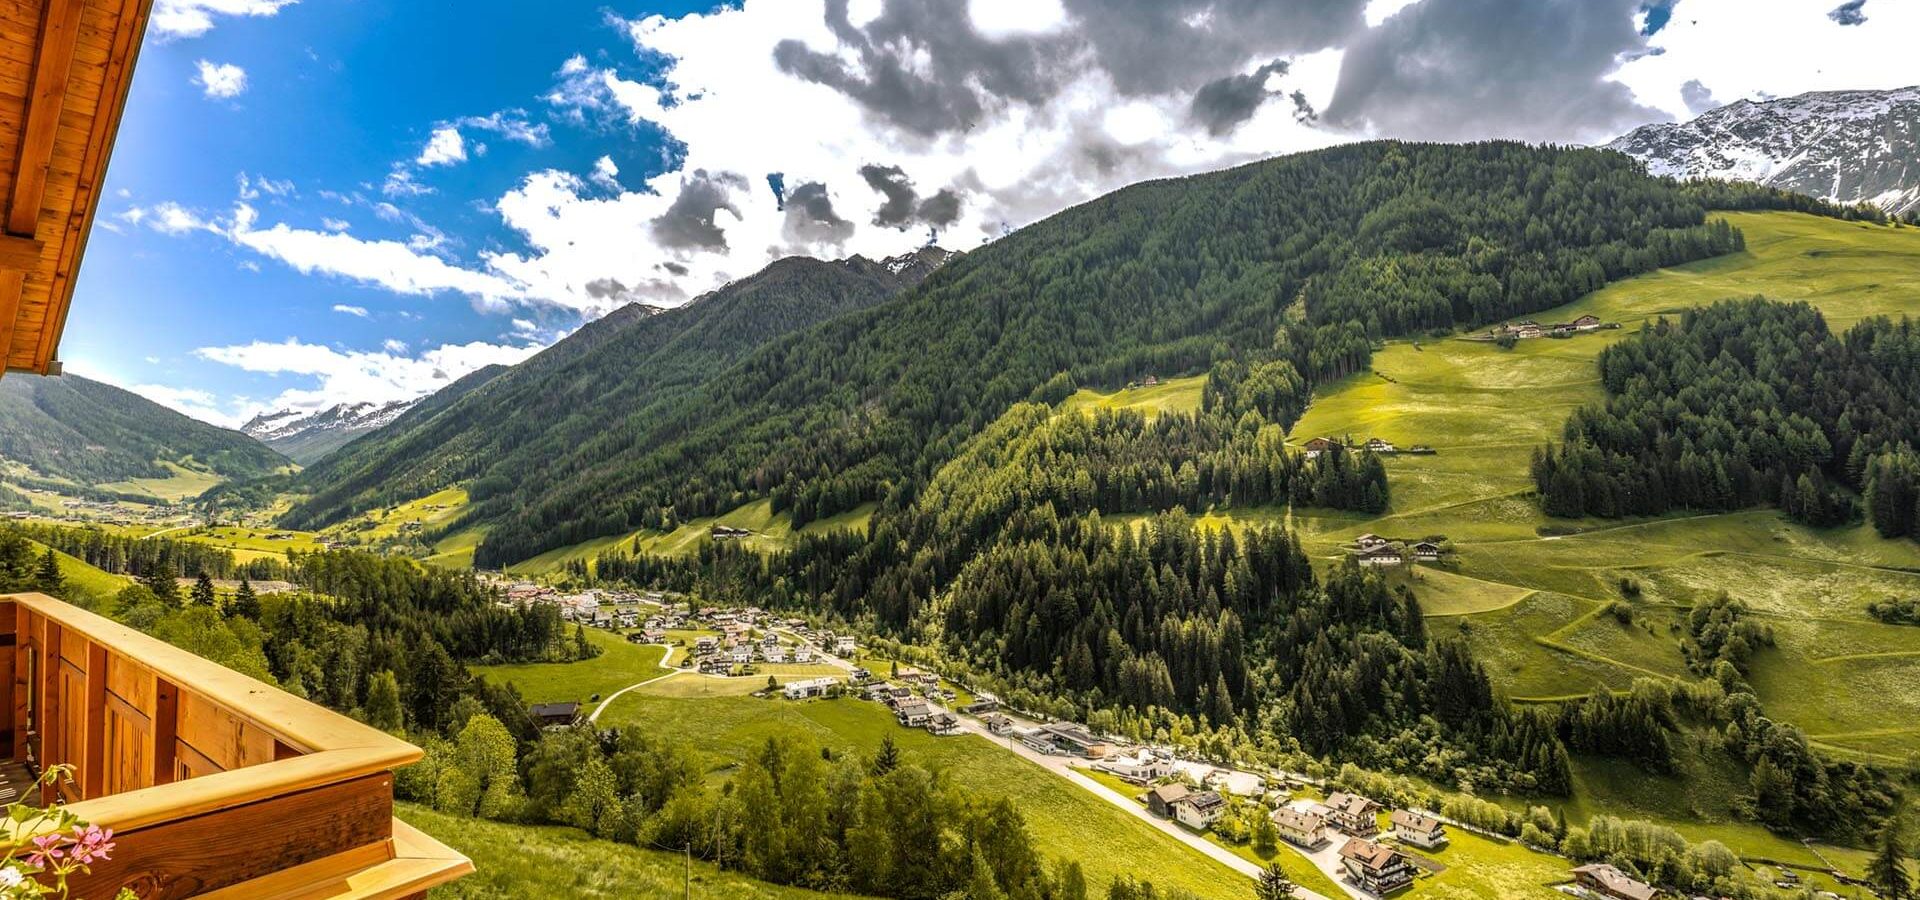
[64,0,1917,427]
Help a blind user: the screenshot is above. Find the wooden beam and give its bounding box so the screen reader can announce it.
[0,271,22,373]
[6,0,89,238]
[0,235,45,271]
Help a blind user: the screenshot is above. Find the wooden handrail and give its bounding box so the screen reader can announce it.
[8,593,419,760]
[1,593,471,898]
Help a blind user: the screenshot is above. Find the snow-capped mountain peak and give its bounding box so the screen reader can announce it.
[1606,86,1920,216]
[242,399,415,463]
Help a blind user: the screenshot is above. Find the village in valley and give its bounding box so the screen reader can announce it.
[489,580,1693,900]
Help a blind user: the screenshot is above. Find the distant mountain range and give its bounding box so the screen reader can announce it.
[0,373,286,491]
[243,400,417,464]
[1608,85,1920,216]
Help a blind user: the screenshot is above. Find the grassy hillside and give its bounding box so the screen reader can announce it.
[399,804,875,900]
[0,374,287,492]
[505,497,876,576]
[284,252,947,538]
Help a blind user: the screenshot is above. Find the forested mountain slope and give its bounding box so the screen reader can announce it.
[0,373,287,487]
[281,249,953,529]
[430,140,1753,568]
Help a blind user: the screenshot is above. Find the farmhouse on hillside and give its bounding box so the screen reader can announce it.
[895,700,933,728]
[1365,437,1396,454]
[1573,314,1603,330]
[1146,783,1191,819]
[1411,541,1443,562]
[1570,864,1661,900]
[1354,545,1405,568]
[1390,809,1448,848]
[1339,838,1414,894]
[1354,533,1389,550]
[1303,436,1337,459]
[529,702,582,730]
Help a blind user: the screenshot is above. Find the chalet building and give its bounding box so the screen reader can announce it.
[1302,436,1337,459]
[1570,864,1661,900]
[1271,807,1329,848]
[1365,437,1396,454]
[1354,533,1390,550]
[849,666,874,682]
[1339,838,1414,894]
[1322,792,1383,835]
[1514,322,1544,339]
[833,635,858,655]
[958,699,999,715]
[1146,783,1191,818]
[1390,809,1448,848]
[782,677,838,700]
[1411,541,1443,562]
[530,701,582,729]
[1573,314,1603,330]
[895,701,933,728]
[927,713,962,735]
[983,713,1014,734]
[1039,722,1114,758]
[710,524,752,539]
[1355,545,1405,568]
[1174,791,1226,830]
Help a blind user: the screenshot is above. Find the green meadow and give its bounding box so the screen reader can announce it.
[399,803,875,900]
[469,628,672,706]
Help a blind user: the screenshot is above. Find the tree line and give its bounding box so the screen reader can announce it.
[1534,299,1920,524]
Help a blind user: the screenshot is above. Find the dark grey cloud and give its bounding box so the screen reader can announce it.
[857,164,963,231]
[1190,59,1291,136]
[1680,79,1720,115]
[585,277,628,299]
[650,169,746,251]
[782,181,856,244]
[775,0,1365,138]
[1063,0,1366,97]
[1322,0,1668,143]
[1829,0,1867,25]
[859,165,920,226]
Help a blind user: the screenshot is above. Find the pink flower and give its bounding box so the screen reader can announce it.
[25,833,65,869]
[66,825,114,865]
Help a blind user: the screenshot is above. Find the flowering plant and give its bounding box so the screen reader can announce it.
[0,766,135,900]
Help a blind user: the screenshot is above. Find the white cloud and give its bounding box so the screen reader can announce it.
[382,338,409,353]
[130,383,248,428]
[589,155,621,191]
[194,337,542,415]
[153,0,295,39]
[192,60,249,99]
[321,217,350,231]
[968,0,1069,39]
[332,304,370,317]
[123,201,217,236]
[225,202,527,309]
[417,126,467,167]
[382,165,434,197]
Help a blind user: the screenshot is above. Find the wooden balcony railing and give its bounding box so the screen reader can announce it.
[0,593,472,899]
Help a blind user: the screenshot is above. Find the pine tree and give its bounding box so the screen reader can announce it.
[226,579,260,620]
[190,572,217,607]
[1255,863,1297,900]
[34,548,61,596]
[870,735,900,776]
[1869,814,1912,900]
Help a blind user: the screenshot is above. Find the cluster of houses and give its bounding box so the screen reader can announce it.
[1263,792,1442,895]
[866,675,963,736]
[1301,436,1436,459]
[710,524,753,540]
[1347,533,1450,568]
[1492,314,1614,341]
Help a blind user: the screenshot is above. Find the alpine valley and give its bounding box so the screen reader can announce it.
[7,104,1920,900]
